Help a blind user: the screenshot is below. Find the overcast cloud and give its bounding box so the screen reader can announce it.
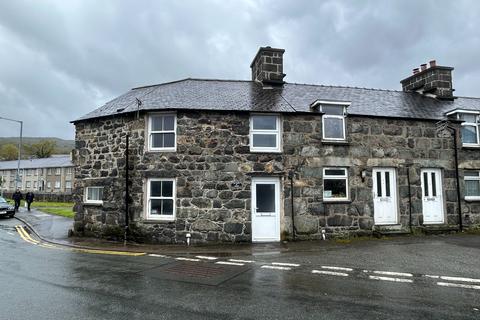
[0,0,479,139]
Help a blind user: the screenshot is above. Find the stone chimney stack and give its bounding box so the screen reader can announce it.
[400,60,454,100]
[250,46,286,86]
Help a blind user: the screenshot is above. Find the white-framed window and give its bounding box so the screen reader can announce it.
[460,113,480,146]
[65,181,72,189]
[47,181,51,189]
[250,114,281,152]
[27,169,32,176]
[65,167,72,175]
[33,181,37,189]
[85,186,104,204]
[323,167,349,201]
[54,181,61,189]
[55,168,61,175]
[47,168,53,175]
[321,104,347,141]
[146,178,176,221]
[148,113,176,151]
[26,181,31,188]
[465,171,480,201]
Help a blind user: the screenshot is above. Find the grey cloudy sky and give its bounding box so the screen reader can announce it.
[0,0,479,139]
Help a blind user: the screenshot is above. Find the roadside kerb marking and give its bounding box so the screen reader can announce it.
[73,248,146,256]
[215,261,245,266]
[271,262,300,267]
[321,266,353,272]
[437,282,480,290]
[261,265,291,271]
[312,270,349,277]
[369,275,414,283]
[228,259,255,264]
[15,226,39,245]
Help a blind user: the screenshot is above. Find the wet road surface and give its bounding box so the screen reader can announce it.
[1,217,479,319]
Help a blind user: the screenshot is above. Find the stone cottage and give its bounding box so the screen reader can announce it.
[72,47,480,244]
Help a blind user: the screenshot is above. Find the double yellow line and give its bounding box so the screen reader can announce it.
[15,225,145,256]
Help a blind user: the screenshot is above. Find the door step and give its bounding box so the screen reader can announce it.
[421,225,459,235]
[372,230,411,238]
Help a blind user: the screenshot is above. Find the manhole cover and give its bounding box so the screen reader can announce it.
[143,261,250,286]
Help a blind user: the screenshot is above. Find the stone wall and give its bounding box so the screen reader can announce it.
[73,111,480,243]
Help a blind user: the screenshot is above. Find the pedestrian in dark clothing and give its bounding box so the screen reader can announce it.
[12,189,22,212]
[25,192,35,211]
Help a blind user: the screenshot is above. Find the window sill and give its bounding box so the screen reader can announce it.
[249,150,282,154]
[462,145,480,150]
[465,197,480,202]
[143,218,175,224]
[83,202,103,207]
[321,140,349,146]
[146,149,177,153]
[323,199,351,204]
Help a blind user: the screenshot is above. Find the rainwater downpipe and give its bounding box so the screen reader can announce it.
[124,133,130,245]
[288,170,296,241]
[451,126,463,231]
[406,165,413,233]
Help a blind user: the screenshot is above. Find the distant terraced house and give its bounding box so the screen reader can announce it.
[72,47,480,244]
[0,155,74,194]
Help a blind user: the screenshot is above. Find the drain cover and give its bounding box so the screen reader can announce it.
[143,261,250,286]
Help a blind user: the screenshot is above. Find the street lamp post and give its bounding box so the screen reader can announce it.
[0,116,23,189]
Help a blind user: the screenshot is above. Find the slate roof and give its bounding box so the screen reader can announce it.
[0,155,73,170]
[73,78,480,123]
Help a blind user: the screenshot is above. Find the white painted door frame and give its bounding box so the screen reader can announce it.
[421,168,445,224]
[372,168,398,225]
[251,177,281,242]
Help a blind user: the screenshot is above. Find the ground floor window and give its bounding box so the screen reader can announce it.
[465,171,480,200]
[85,186,104,204]
[323,168,349,201]
[146,178,175,220]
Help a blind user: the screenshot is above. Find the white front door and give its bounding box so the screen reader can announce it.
[372,168,398,225]
[251,177,280,242]
[421,168,445,224]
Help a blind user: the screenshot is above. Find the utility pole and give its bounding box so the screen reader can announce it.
[0,117,23,189]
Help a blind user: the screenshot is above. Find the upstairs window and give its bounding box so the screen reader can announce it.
[465,171,480,200]
[320,103,347,141]
[323,168,349,201]
[250,114,281,152]
[148,114,176,151]
[146,179,175,220]
[459,113,480,146]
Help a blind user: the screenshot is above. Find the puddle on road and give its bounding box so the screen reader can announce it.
[0,224,18,232]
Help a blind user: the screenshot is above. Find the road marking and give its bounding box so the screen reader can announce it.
[228,259,255,264]
[437,282,480,290]
[148,254,169,258]
[321,265,353,272]
[369,275,414,283]
[261,265,291,271]
[215,261,245,266]
[372,271,413,277]
[175,257,201,262]
[312,270,349,277]
[15,226,39,245]
[439,276,480,284]
[424,274,440,279]
[73,248,146,256]
[196,256,218,260]
[271,262,300,267]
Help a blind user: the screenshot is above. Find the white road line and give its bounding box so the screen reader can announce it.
[215,261,245,266]
[312,270,349,277]
[321,266,353,272]
[175,257,201,262]
[437,282,480,290]
[271,262,300,267]
[196,256,218,260]
[261,265,292,271]
[439,276,480,284]
[424,274,440,279]
[148,254,169,258]
[372,271,413,277]
[369,275,414,283]
[228,259,255,264]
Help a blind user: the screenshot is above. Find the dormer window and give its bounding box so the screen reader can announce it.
[311,101,349,141]
[446,110,480,147]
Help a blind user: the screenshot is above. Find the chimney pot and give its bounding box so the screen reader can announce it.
[413,68,419,74]
[429,60,436,68]
[420,63,427,71]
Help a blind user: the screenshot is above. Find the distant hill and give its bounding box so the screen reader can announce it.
[0,137,75,155]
